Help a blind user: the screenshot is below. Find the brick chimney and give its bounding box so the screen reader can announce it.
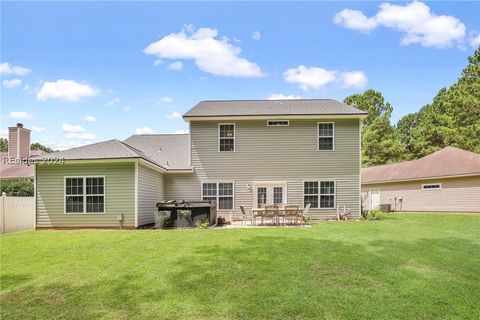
[8,123,31,159]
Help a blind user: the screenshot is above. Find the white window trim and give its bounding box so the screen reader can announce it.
[421,183,442,191]
[267,120,289,127]
[302,179,336,210]
[317,122,335,151]
[64,175,106,214]
[218,123,235,152]
[201,181,235,211]
[252,181,288,208]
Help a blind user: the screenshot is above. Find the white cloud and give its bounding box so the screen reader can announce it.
[31,126,46,133]
[106,98,120,106]
[135,127,155,134]
[23,84,31,92]
[67,132,96,140]
[267,93,302,100]
[284,65,337,91]
[0,62,31,76]
[3,79,22,89]
[62,124,85,134]
[1,129,8,139]
[37,79,99,102]
[174,129,189,134]
[339,71,368,88]
[283,65,368,91]
[153,59,163,66]
[124,105,132,112]
[160,96,173,104]
[470,34,480,48]
[167,111,182,119]
[84,115,96,122]
[38,139,87,151]
[9,111,32,120]
[167,61,183,71]
[144,26,264,77]
[252,31,261,41]
[334,2,466,48]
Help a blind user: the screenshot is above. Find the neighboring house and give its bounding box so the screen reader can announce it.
[0,123,47,181]
[361,147,480,213]
[34,99,366,228]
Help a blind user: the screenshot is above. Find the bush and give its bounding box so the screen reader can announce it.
[195,220,209,229]
[0,180,34,196]
[363,208,382,220]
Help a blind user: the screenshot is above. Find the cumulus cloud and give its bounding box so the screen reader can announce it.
[167,61,183,71]
[10,111,32,120]
[334,1,467,48]
[106,98,120,106]
[470,34,480,48]
[37,79,99,102]
[0,62,31,76]
[167,111,182,119]
[84,115,97,122]
[62,124,96,140]
[3,79,22,89]
[144,26,264,77]
[135,127,155,134]
[38,139,87,151]
[267,93,302,100]
[283,65,368,91]
[31,126,46,133]
[252,31,261,41]
[160,96,173,104]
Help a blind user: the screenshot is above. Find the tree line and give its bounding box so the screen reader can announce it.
[346,47,480,167]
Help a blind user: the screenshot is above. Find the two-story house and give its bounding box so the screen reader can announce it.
[35,99,366,228]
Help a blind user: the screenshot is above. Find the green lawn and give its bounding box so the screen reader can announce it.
[1,214,479,319]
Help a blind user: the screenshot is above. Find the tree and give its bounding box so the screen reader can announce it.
[397,47,480,158]
[0,180,34,196]
[344,90,403,166]
[30,142,54,153]
[0,138,7,152]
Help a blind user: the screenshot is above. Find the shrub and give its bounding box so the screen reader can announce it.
[195,220,209,229]
[364,208,382,220]
[0,180,34,196]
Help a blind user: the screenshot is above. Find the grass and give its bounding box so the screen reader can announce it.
[1,213,479,319]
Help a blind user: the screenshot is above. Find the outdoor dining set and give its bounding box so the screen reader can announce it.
[240,203,312,227]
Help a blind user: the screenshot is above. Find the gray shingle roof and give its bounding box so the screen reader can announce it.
[123,134,190,170]
[183,99,367,118]
[34,139,167,169]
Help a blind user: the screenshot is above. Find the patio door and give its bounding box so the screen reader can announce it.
[253,182,287,208]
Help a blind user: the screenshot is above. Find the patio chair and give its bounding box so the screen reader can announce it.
[239,206,250,226]
[284,205,299,226]
[299,203,311,225]
[264,205,279,226]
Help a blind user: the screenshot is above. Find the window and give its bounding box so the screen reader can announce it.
[65,177,105,214]
[304,180,335,209]
[219,124,235,152]
[273,186,283,205]
[318,122,334,151]
[267,120,289,126]
[202,182,234,210]
[422,183,441,190]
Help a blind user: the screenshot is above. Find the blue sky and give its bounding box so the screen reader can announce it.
[1,1,479,150]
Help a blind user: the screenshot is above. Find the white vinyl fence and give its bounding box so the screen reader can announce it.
[0,193,35,234]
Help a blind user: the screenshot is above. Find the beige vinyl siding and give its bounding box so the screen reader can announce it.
[165,118,361,219]
[36,162,135,227]
[137,163,164,226]
[362,175,480,212]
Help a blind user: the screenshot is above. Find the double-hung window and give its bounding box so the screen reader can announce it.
[219,124,235,152]
[303,181,335,209]
[202,182,234,210]
[65,177,105,214]
[318,122,334,151]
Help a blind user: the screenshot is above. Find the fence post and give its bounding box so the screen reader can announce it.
[0,192,6,234]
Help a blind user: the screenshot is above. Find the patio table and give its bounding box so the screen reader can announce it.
[251,207,297,226]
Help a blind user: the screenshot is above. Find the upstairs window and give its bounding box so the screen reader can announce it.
[267,120,289,126]
[318,122,334,151]
[219,124,235,152]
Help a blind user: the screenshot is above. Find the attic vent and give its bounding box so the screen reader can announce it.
[267,120,289,127]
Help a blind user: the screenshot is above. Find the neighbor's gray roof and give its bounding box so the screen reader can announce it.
[362,147,480,184]
[35,139,167,169]
[0,150,47,179]
[183,99,367,118]
[123,134,190,170]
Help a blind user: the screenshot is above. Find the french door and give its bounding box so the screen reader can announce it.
[253,182,287,208]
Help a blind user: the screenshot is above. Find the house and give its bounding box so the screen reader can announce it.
[34,99,367,228]
[361,147,480,213]
[1,123,48,181]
